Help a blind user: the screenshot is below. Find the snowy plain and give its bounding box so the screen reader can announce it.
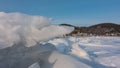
[47,37,120,68]
[0,12,120,68]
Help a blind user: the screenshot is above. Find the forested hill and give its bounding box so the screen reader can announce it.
[60,23,120,36]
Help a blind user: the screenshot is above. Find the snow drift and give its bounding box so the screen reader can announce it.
[0,12,74,48]
[48,37,120,68]
[0,12,120,68]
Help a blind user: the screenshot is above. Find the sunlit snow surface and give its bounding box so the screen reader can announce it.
[0,12,120,68]
[0,12,74,48]
[48,37,120,68]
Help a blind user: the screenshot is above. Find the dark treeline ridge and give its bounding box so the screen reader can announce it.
[60,23,120,36]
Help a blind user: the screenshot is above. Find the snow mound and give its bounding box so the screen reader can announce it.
[0,12,120,68]
[48,51,92,68]
[48,38,91,60]
[0,12,74,49]
[70,43,90,60]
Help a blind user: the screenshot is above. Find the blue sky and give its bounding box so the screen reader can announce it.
[0,0,120,26]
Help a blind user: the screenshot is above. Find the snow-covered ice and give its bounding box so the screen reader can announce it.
[48,37,120,68]
[0,12,74,48]
[0,12,120,68]
[29,62,40,68]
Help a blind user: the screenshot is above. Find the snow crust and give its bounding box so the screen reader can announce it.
[29,62,40,68]
[0,12,120,68]
[48,51,91,68]
[48,37,120,68]
[0,12,74,48]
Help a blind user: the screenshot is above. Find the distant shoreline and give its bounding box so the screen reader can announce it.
[60,23,120,37]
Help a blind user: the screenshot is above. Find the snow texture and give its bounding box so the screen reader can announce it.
[0,12,74,48]
[48,37,120,68]
[0,12,120,68]
[29,62,40,68]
